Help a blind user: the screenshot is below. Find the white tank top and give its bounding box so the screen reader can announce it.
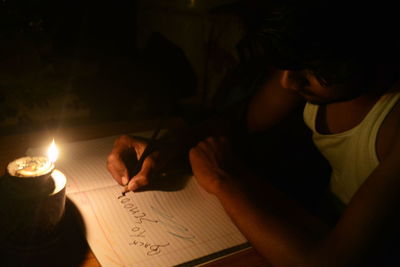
[303,91,400,204]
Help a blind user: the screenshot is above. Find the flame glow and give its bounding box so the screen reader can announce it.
[47,139,59,163]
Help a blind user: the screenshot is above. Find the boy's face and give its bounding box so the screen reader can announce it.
[279,70,366,104]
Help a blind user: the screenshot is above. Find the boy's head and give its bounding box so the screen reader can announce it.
[249,0,399,101]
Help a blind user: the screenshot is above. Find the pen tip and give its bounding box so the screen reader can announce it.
[120,185,129,197]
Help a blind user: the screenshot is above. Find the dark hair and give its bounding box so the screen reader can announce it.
[247,0,399,85]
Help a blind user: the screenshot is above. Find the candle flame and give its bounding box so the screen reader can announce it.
[47,139,59,163]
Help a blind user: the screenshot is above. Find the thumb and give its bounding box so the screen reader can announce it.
[127,156,156,191]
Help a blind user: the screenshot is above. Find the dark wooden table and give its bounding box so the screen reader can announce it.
[0,119,270,267]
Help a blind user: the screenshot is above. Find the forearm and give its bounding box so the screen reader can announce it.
[214,172,331,267]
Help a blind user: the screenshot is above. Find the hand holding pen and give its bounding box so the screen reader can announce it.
[107,126,162,194]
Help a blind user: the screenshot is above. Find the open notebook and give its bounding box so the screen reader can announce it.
[28,132,248,267]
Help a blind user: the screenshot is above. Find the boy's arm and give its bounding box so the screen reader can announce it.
[190,111,400,267]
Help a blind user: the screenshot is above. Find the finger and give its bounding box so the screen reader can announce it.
[197,137,216,152]
[127,156,155,191]
[189,146,204,165]
[107,153,129,185]
[108,135,146,186]
[127,174,148,192]
[196,140,219,165]
[107,136,132,184]
[203,137,222,154]
[115,135,146,157]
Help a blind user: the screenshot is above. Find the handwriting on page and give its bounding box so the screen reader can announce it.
[118,193,195,256]
[33,135,247,266]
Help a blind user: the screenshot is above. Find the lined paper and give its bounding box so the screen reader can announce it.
[29,133,248,266]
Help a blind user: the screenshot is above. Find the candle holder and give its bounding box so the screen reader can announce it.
[0,156,67,248]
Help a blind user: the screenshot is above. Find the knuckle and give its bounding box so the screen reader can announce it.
[189,147,197,159]
[120,135,128,143]
[107,153,118,164]
[106,161,116,172]
[117,134,130,144]
[139,179,149,187]
[135,177,149,187]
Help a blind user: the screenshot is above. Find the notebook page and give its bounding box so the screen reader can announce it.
[28,132,248,265]
[26,131,154,194]
[68,177,247,267]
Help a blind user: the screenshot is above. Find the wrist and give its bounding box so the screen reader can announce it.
[212,172,242,198]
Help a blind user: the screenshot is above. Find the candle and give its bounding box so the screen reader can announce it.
[7,139,58,178]
[7,156,54,177]
[0,139,66,247]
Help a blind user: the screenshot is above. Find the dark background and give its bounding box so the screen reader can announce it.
[0,0,333,237]
[0,0,256,135]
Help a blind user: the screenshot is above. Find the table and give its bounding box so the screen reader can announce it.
[0,119,270,267]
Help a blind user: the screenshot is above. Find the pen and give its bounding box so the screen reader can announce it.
[121,121,163,196]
